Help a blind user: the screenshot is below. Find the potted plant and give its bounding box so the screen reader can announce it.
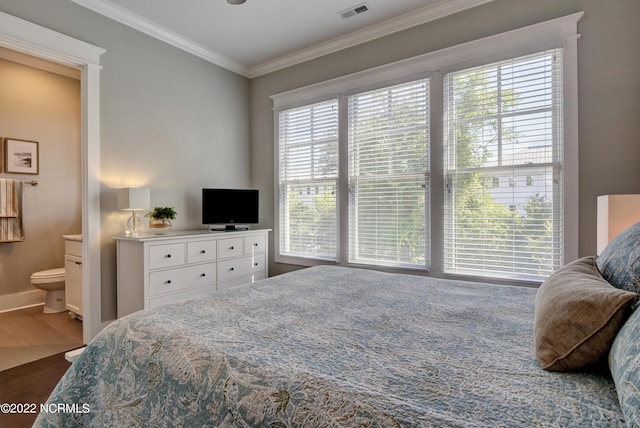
[146,206,177,234]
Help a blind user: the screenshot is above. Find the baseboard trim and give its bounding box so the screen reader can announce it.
[65,347,86,363]
[0,289,46,313]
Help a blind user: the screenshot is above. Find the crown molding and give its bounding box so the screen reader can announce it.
[70,0,494,79]
[271,11,583,107]
[248,0,495,78]
[69,0,249,76]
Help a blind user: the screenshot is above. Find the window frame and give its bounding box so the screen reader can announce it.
[442,50,565,281]
[277,98,340,262]
[346,79,430,269]
[272,12,582,282]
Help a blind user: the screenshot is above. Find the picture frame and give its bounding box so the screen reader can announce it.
[3,138,39,175]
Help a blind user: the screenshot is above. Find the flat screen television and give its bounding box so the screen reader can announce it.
[202,188,259,230]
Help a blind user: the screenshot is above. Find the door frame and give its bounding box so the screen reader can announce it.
[0,11,105,342]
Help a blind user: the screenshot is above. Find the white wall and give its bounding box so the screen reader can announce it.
[0,58,81,302]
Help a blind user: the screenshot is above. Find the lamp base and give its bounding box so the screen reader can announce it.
[126,210,141,236]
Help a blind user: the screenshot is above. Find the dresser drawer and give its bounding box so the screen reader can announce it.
[218,237,243,259]
[149,243,185,270]
[217,253,266,282]
[244,234,266,255]
[149,263,216,297]
[218,271,267,291]
[187,240,217,264]
[149,283,217,308]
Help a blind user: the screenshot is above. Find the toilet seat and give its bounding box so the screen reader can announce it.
[30,268,66,284]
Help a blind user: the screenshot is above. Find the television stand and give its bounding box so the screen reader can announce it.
[207,225,249,232]
[226,225,248,231]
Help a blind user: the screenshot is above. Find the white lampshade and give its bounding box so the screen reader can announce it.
[117,187,150,211]
[597,194,640,255]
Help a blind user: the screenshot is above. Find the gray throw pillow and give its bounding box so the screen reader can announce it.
[596,221,640,295]
[535,256,636,372]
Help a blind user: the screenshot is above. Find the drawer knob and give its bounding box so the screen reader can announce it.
[230,267,235,271]
[201,273,206,277]
[254,262,259,267]
[165,254,172,258]
[165,280,172,284]
[200,250,206,254]
[230,246,235,250]
[254,243,258,247]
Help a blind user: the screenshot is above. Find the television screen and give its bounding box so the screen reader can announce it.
[202,188,259,227]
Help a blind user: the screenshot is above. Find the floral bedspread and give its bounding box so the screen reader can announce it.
[35,266,624,427]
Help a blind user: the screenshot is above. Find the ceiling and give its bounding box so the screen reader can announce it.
[69,0,493,78]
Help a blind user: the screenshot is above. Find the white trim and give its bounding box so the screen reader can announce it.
[563,33,580,263]
[69,0,494,78]
[0,11,105,343]
[0,11,103,66]
[272,12,584,108]
[65,346,86,363]
[272,12,583,275]
[0,290,45,313]
[0,46,80,79]
[69,0,248,76]
[247,0,496,78]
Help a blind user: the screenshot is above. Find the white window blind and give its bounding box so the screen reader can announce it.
[278,99,339,260]
[443,50,563,280]
[348,79,429,268]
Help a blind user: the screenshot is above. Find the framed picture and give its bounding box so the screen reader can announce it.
[4,138,39,175]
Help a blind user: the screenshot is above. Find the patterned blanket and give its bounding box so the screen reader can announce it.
[35,266,624,427]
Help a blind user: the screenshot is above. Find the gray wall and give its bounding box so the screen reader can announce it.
[0,0,251,320]
[0,58,81,297]
[250,0,640,276]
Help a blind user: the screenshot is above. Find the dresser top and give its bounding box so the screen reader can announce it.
[113,228,270,242]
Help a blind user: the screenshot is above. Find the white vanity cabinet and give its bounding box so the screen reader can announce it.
[63,234,83,317]
[114,229,269,318]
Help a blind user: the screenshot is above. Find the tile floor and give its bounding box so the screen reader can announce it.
[0,306,83,371]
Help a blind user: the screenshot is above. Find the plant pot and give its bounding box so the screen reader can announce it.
[149,218,172,234]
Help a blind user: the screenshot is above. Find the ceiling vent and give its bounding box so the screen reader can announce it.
[339,3,370,19]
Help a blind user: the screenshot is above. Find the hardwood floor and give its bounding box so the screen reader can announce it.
[0,305,83,371]
[0,352,70,428]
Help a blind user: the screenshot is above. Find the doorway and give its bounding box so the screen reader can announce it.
[0,11,105,343]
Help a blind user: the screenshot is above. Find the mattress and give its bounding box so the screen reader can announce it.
[34,265,624,427]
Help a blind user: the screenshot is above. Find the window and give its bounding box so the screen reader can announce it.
[273,13,580,282]
[277,99,339,261]
[348,80,429,268]
[276,80,429,269]
[443,50,563,280]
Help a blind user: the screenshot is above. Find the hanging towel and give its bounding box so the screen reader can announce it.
[0,178,18,217]
[0,179,24,242]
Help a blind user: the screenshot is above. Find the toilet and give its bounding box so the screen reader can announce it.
[30,268,66,313]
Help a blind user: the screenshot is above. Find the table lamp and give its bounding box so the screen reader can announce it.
[597,194,640,255]
[117,187,150,236]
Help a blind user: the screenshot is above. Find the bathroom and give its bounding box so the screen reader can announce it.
[0,49,83,370]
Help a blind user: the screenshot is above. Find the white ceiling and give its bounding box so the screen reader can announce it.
[69,0,493,78]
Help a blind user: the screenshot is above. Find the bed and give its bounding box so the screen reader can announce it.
[33,256,640,427]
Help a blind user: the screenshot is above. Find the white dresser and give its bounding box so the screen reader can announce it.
[114,229,270,318]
